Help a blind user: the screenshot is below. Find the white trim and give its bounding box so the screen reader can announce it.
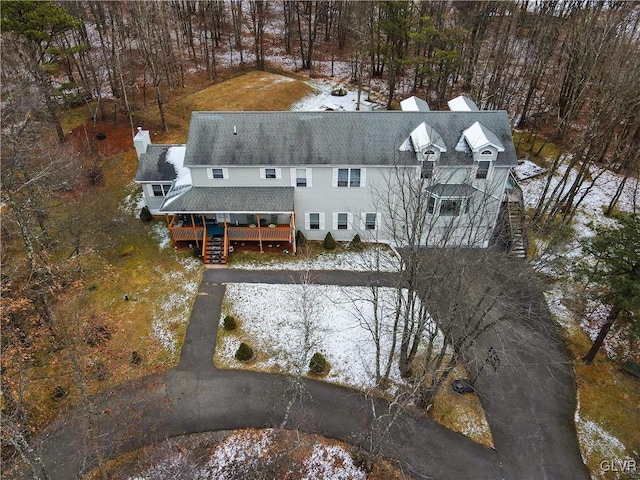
[305,212,324,231]
[260,167,281,179]
[291,167,312,187]
[361,212,378,231]
[334,212,352,230]
[208,167,229,180]
[333,168,366,188]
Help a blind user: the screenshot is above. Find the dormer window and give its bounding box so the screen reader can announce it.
[481,150,492,155]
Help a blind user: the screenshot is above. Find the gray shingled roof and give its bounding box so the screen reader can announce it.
[182,111,517,168]
[135,144,178,182]
[159,186,294,213]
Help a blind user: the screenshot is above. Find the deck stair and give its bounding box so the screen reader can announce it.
[204,235,225,264]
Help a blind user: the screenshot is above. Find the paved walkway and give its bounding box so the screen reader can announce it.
[29,268,589,480]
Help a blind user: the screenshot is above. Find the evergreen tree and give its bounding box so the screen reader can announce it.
[577,213,640,364]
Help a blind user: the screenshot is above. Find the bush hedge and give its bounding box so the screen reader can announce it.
[223,315,238,330]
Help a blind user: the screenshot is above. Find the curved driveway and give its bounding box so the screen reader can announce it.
[29,268,589,480]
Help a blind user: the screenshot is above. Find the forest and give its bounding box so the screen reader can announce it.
[1,1,639,478]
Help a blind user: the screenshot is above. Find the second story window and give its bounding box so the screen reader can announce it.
[261,167,281,179]
[334,168,365,188]
[296,168,307,187]
[212,168,225,179]
[476,161,490,179]
[421,161,435,179]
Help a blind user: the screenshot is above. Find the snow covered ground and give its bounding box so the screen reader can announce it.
[216,283,417,391]
[230,244,400,272]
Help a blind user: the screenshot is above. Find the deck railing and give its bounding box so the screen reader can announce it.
[227,225,292,242]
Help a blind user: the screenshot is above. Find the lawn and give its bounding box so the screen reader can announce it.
[18,70,317,432]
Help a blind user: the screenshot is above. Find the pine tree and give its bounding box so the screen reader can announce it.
[578,213,640,364]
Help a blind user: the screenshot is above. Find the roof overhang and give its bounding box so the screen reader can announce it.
[159,186,295,214]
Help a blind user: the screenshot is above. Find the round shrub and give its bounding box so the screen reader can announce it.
[309,352,328,375]
[235,342,254,361]
[323,232,337,250]
[139,206,153,222]
[223,315,238,331]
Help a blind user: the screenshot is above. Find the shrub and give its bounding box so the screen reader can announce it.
[85,325,111,346]
[139,206,153,222]
[309,352,328,375]
[51,386,67,401]
[323,232,337,250]
[235,342,254,361]
[223,315,237,330]
[131,351,142,365]
[350,234,363,250]
[296,230,306,247]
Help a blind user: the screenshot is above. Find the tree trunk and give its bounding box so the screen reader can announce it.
[583,305,619,365]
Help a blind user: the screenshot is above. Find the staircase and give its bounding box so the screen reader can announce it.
[204,235,225,264]
[506,199,527,258]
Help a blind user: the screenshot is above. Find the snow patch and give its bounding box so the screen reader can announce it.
[302,444,366,480]
[231,245,400,272]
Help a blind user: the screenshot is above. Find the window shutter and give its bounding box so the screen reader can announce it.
[290,168,296,186]
[332,212,338,230]
[360,212,367,229]
[304,213,311,230]
[207,169,213,180]
[360,168,367,187]
[222,168,229,179]
[307,168,312,187]
[319,213,325,230]
[260,168,266,179]
[347,213,353,230]
[275,168,282,179]
[332,168,338,187]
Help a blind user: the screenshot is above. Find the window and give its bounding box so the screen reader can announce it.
[261,167,281,179]
[296,168,307,187]
[212,168,225,179]
[440,199,463,216]
[334,168,365,188]
[337,213,349,230]
[151,184,171,197]
[476,161,490,179]
[481,150,493,155]
[421,161,434,179]
[427,195,436,214]
[309,213,320,229]
[338,168,349,187]
[349,169,361,187]
[364,212,377,230]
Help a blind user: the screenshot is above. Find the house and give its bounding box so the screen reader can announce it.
[134,96,519,264]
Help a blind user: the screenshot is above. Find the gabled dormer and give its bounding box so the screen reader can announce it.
[456,121,504,160]
[406,122,447,162]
